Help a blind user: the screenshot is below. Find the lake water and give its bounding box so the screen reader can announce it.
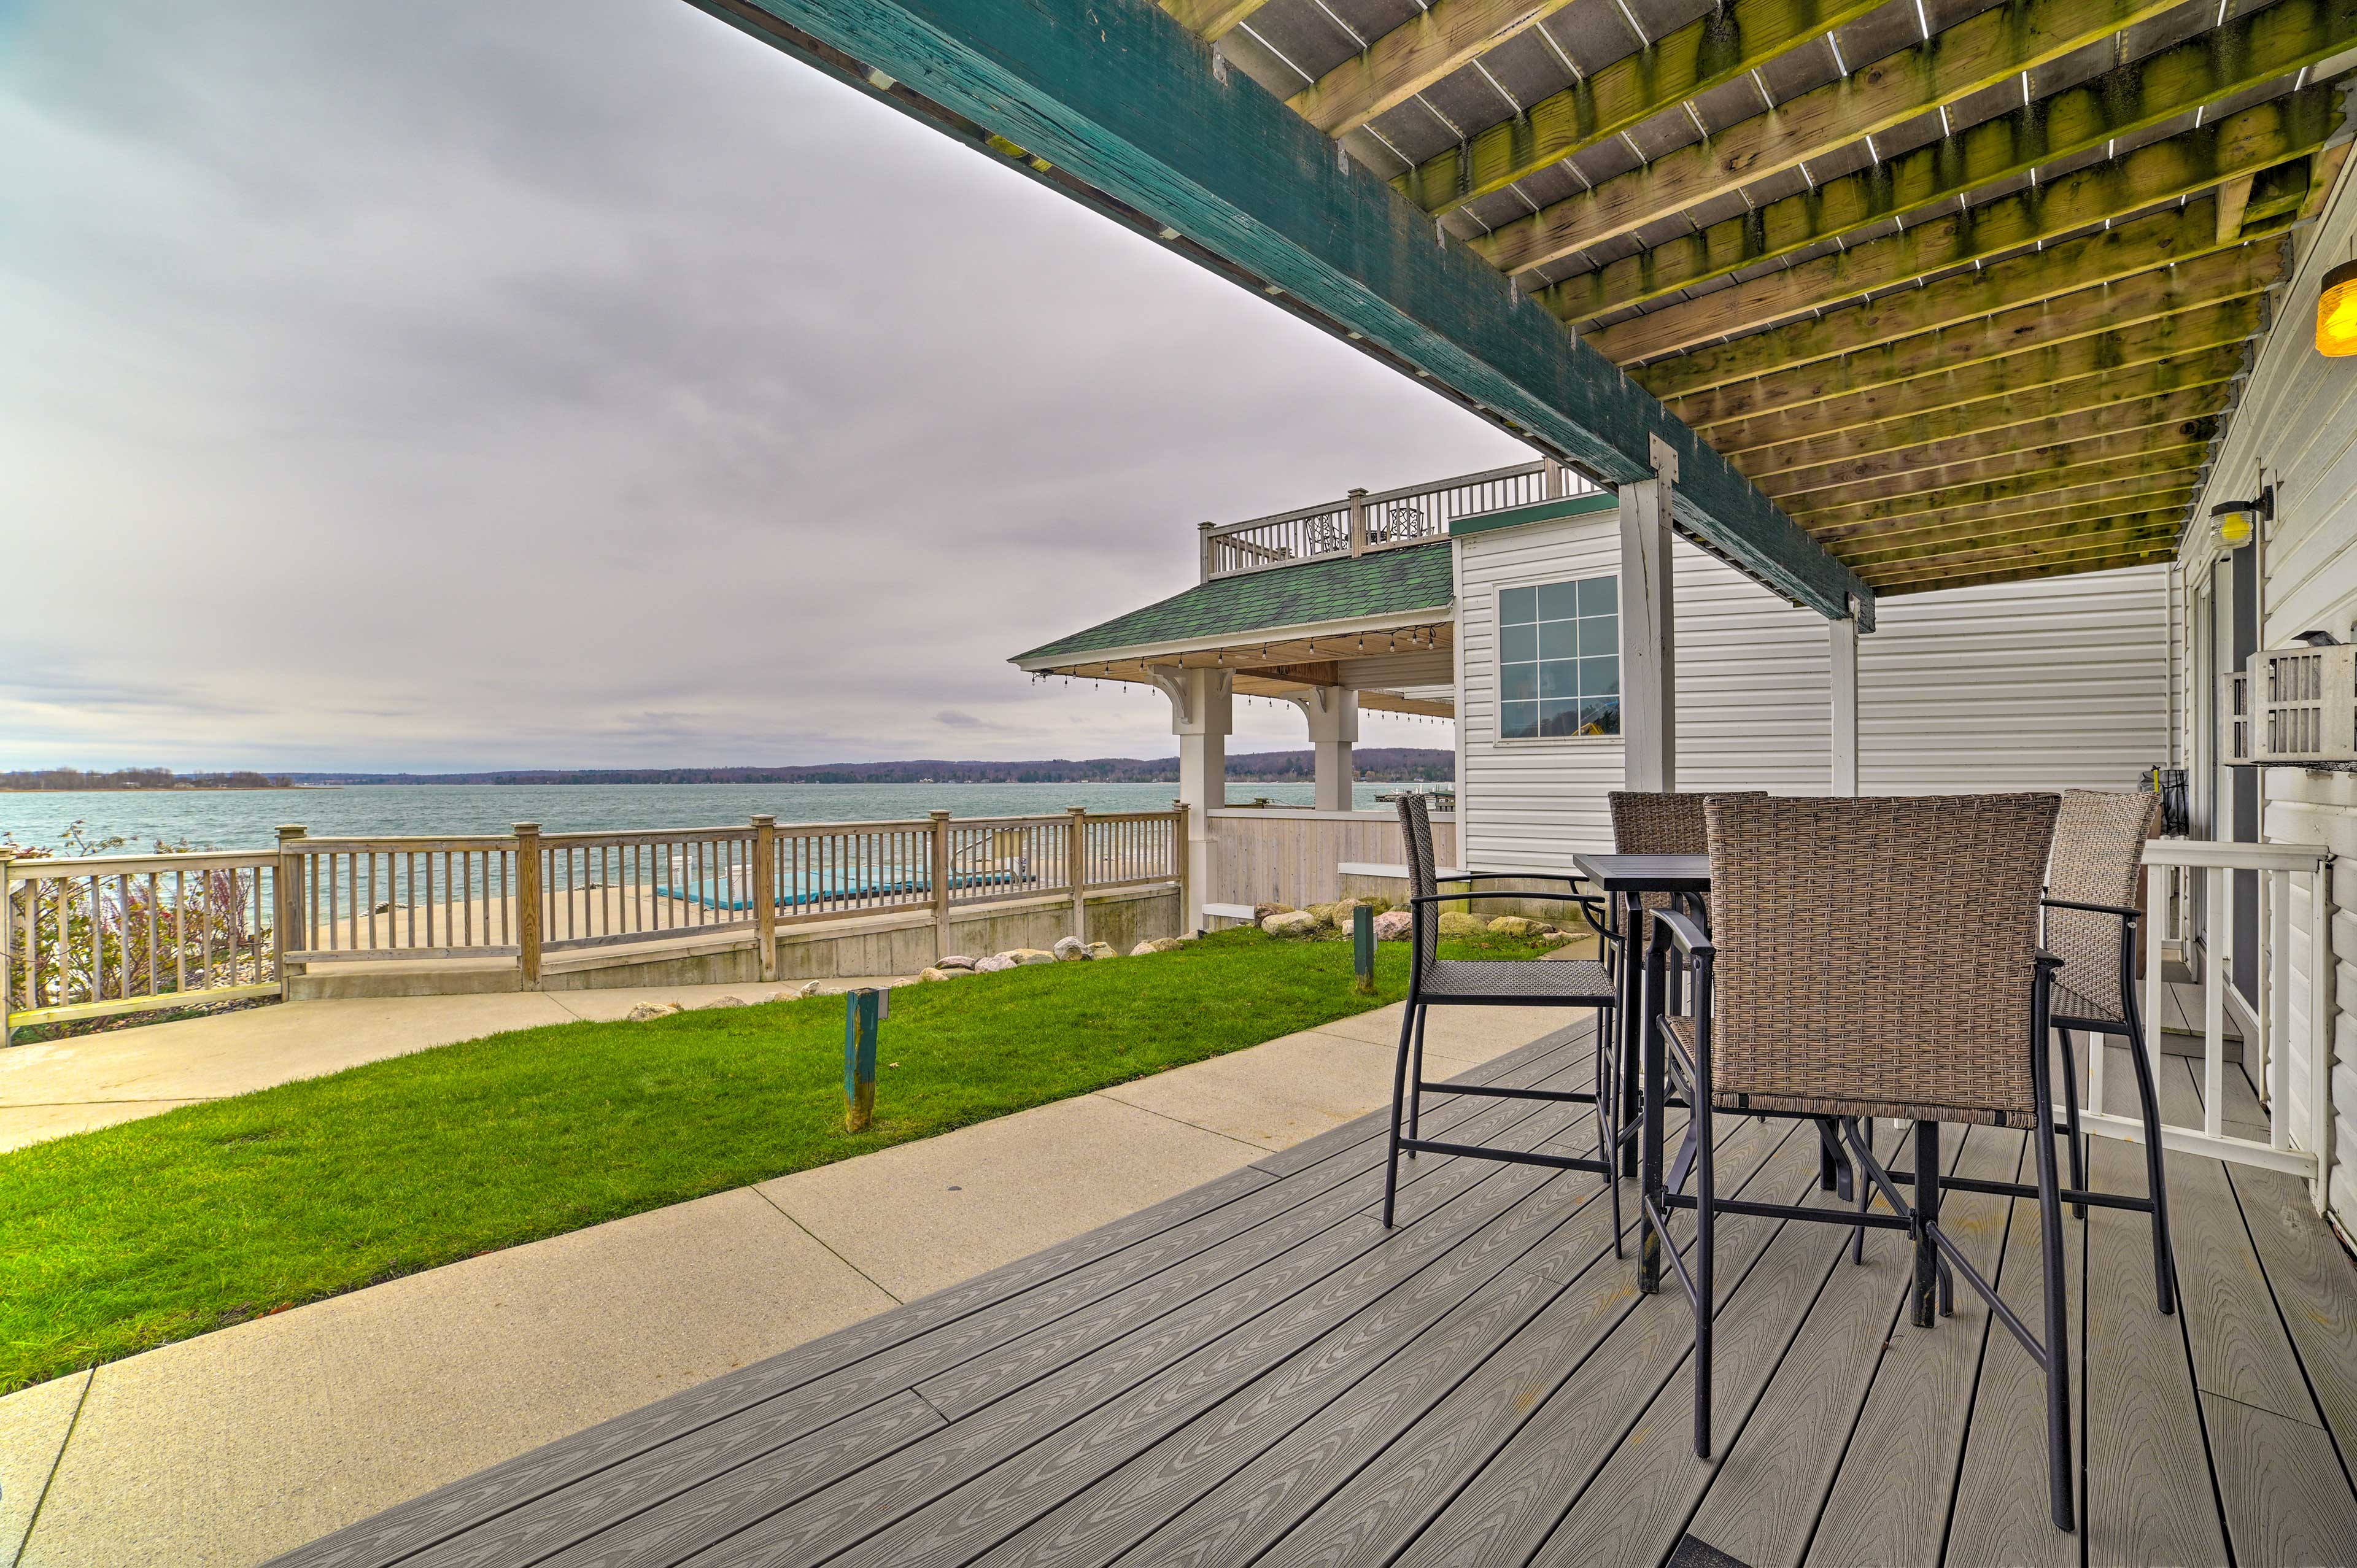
[1,781,1415,854]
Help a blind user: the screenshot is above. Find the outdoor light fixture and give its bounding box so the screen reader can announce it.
[2318,257,2357,356]
[2211,487,2272,546]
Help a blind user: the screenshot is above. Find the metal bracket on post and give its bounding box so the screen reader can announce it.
[1648,432,1681,487]
[845,987,880,1132]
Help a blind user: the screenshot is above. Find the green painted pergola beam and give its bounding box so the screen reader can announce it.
[690,0,1875,630]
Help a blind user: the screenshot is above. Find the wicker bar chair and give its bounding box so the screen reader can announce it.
[1639,794,2082,1530]
[2044,788,2177,1313]
[1382,794,1622,1244]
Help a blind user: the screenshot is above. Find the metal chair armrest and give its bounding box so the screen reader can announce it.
[2040,897,2142,921]
[1653,907,1714,960]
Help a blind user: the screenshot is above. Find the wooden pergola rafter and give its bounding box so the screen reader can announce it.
[700,0,2352,598]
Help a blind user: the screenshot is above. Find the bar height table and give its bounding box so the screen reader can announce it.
[1572,852,1711,1175]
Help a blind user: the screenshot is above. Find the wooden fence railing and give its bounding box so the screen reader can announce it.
[2,807,1187,1037]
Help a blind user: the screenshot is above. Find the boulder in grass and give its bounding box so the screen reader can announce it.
[1130,940,1159,957]
[974,954,1018,973]
[1372,910,1413,943]
[1252,902,1296,925]
[1053,935,1088,962]
[703,995,748,1009]
[1002,948,1057,966]
[1485,916,1541,938]
[1437,911,1485,938]
[1262,910,1322,938]
[1085,941,1118,960]
[918,967,959,983]
[934,954,977,971]
[626,1002,681,1021]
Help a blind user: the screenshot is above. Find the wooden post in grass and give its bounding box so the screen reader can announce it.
[513,823,543,989]
[751,815,778,982]
[844,987,880,1132]
[1352,903,1376,995]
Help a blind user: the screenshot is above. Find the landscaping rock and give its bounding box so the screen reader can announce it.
[1085,941,1118,960]
[1485,916,1541,937]
[1130,941,1158,957]
[1001,948,1057,966]
[1437,911,1485,938]
[625,1002,681,1021]
[918,967,959,983]
[1261,910,1322,938]
[1372,910,1413,942]
[934,954,977,971]
[702,995,748,1009]
[1053,935,1089,961]
[1252,902,1296,925]
[974,954,1018,973]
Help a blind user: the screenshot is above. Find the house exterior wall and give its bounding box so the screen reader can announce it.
[1456,514,2170,870]
[2183,164,2357,1227]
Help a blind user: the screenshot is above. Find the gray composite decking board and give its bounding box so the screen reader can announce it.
[822,1097,1614,1568]
[1802,1129,2032,1568]
[597,1066,1608,1568]
[2198,1391,2357,1567]
[1656,1127,2003,1568]
[282,1021,2357,1568]
[1122,1113,1800,1568]
[1942,1130,2086,1568]
[1393,1119,1846,1568]
[281,1034,1590,1568]
[2083,1122,2231,1566]
[2157,1059,2324,1424]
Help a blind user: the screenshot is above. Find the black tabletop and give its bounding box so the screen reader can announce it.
[1571,852,1711,893]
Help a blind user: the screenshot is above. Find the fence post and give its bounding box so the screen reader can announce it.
[751,815,778,981]
[1198,520,1215,581]
[1067,806,1089,946]
[274,826,306,987]
[1347,487,1369,556]
[1172,800,1193,935]
[929,810,954,961]
[0,848,14,1048]
[514,822,543,989]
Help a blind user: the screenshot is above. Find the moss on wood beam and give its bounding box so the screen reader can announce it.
[713,0,1873,624]
[1733,346,2247,476]
[1838,508,2187,567]
[1809,482,2199,543]
[1872,549,2178,593]
[1385,0,1887,201]
[1586,86,2340,363]
[1637,204,2254,400]
[1690,292,2267,442]
[1474,0,2180,261]
[1159,0,1272,43]
[1756,385,2229,500]
[1779,422,2217,511]
[1862,535,2178,588]
[1490,0,2354,286]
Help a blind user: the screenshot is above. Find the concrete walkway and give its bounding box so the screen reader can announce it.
[0,977,913,1153]
[0,995,1579,1567]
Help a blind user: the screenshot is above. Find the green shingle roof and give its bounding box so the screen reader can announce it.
[1014,542,1453,664]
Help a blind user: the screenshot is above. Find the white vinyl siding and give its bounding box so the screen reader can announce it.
[1856,567,2170,796]
[2187,170,2357,1226]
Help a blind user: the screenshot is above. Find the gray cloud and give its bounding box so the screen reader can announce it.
[0,0,1518,771]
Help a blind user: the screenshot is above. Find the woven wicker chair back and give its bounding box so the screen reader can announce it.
[1610,790,1765,946]
[1397,792,1441,981]
[1703,793,2061,1127]
[2046,789,2161,1018]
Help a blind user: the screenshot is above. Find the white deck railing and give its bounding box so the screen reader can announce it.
[1198,460,1601,579]
[2080,840,2337,1211]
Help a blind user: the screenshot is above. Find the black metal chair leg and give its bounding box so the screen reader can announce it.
[2120,1022,2179,1316]
[1692,1091,1715,1459]
[1406,1006,1429,1148]
[2054,1029,2087,1219]
[1382,1000,1417,1229]
[1912,1121,1940,1329]
[1598,1013,1624,1257]
[2030,1003,2078,1533]
[1851,1118,1873,1264]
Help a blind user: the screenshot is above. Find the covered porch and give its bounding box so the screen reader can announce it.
[277,1023,2357,1567]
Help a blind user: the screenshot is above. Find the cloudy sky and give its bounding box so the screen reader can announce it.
[0,0,1523,772]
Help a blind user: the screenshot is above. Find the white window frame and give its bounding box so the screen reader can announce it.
[1489,573,1624,747]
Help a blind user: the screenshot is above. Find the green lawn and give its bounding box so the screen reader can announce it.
[0,927,1565,1395]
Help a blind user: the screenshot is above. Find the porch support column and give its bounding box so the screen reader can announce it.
[1830,606,1860,796]
[1619,438,1678,793]
[1153,664,1229,933]
[1301,686,1359,813]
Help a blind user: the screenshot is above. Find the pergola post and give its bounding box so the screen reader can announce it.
[1301,686,1359,813]
[1619,438,1678,793]
[1153,664,1230,932]
[1830,608,1862,796]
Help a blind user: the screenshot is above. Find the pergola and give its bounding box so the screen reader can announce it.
[687,0,2347,608]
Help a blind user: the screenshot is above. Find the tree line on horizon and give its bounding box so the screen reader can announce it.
[1,768,293,792]
[271,748,1457,786]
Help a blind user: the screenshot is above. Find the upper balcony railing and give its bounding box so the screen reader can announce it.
[1198,458,1604,581]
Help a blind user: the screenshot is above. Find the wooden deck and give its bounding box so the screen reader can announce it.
[278,1025,2357,1568]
